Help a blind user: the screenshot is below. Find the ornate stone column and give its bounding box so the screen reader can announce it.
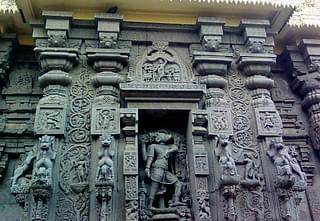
[281,39,320,220]
[284,39,320,151]
[10,11,78,221]
[192,17,234,221]
[87,13,130,221]
[237,19,307,221]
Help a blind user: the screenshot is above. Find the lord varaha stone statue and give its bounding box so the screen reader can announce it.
[0,10,319,221]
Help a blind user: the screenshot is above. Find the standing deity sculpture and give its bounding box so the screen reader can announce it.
[73,155,88,184]
[141,130,182,209]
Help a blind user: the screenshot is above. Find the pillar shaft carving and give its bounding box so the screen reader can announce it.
[32,11,78,137]
[238,19,307,221]
[87,13,130,136]
[14,11,80,221]
[11,135,56,221]
[121,109,139,221]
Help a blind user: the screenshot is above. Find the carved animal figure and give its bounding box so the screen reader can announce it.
[96,134,114,181]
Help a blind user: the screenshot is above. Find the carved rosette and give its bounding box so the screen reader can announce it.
[121,109,139,221]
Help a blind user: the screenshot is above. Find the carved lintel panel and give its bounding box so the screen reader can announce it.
[133,41,191,82]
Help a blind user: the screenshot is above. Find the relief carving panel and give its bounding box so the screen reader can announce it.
[91,107,120,135]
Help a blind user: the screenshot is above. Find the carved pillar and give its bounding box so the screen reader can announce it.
[33,11,76,137]
[238,19,307,221]
[10,11,78,221]
[34,15,76,218]
[192,17,234,221]
[120,109,139,221]
[237,19,281,221]
[87,13,130,221]
[284,39,320,151]
[281,39,320,220]
[190,111,211,221]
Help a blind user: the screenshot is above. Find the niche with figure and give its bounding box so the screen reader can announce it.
[138,110,192,220]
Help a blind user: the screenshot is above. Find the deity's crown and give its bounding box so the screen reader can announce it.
[39,135,55,144]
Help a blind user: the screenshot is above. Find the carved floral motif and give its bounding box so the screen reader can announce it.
[57,56,94,221]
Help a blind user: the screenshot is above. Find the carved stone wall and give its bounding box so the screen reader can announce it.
[0,11,319,221]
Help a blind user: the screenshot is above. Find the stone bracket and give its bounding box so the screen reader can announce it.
[95,13,123,48]
[197,17,225,52]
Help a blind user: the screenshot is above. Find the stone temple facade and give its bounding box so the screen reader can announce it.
[0,1,320,221]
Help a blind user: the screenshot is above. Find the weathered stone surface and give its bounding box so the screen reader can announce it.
[0,11,320,221]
